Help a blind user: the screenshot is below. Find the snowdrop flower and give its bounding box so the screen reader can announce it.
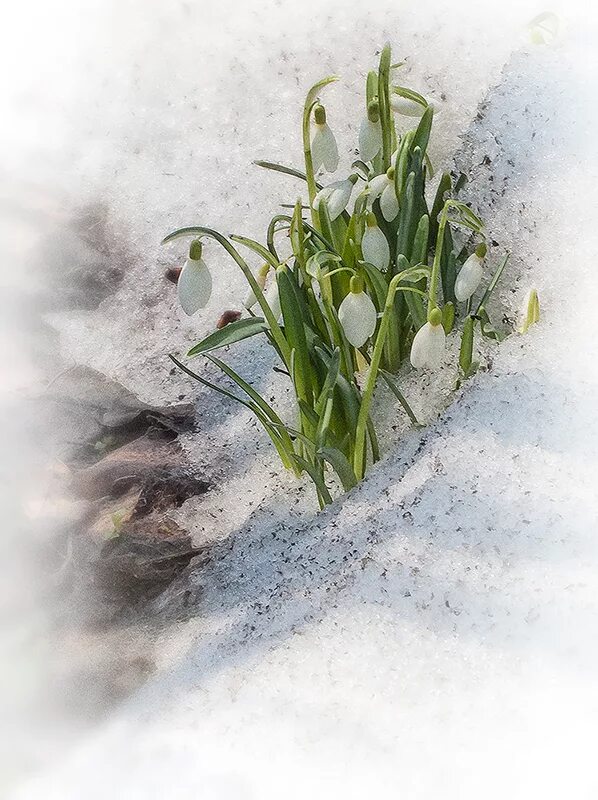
[361,212,390,270]
[390,94,434,117]
[264,275,281,323]
[244,262,270,310]
[368,167,399,222]
[410,308,446,369]
[314,174,357,221]
[454,243,487,302]
[177,239,212,315]
[311,104,339,173]
[359,100,382,163]
[527,12,559,45]
[338,276,378,348]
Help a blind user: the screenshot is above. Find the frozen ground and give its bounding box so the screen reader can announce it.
[3,0,598,797]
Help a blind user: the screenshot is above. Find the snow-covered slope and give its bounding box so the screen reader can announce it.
[5,0,598,797]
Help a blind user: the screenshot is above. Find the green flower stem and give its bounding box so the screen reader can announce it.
[427,202,449,316]
[302,109,318,227]
[353,270,409,479]
[162,226,291,367]
[302,76,338,229]
[378,43,392,172]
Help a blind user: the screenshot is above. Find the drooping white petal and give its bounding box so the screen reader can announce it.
[380,182,399,221]
[359,117,382,163]
[390,96,427,117]
[177,257,212,315]
[328,180,354,220]
[338,291,378,348]
[362,224,390,270]
[410,321,446,369]
[313,184,335,210]
[311,123,339,173]
[264,279,281,323]
[367,173,389,205]
[454,253,483,302]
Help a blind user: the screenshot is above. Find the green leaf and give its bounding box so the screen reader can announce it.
[379,370,421,426]
[169,355,294,470]
[459,315,475,376]
[277,266,313,405]
[442,301,455,334]
[430,172,452,242]
[412,105,434,155]
[291,454,333,507]
[411,213,429,266]
[187,317,268,357]
[397,253,426,330]
[252,161,323,190]
[230,235,278,267]
[317,446,358,491]
[475,252,510,314]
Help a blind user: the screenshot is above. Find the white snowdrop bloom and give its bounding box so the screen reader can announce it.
[410,308,446,369]
[314,175,357,221]
[367,173,390,202]
[177,240,212,315]
[454,245,486,302]
[361,213,390,270]
[380,181,399,222]
[527,12,559,45]
[338,277,378,348]
[311,104,339,173]
[264,277,281,323]
[359,101,382,163]
[244,262,270,310]
[367,168,399,222]
[391,94,438,118]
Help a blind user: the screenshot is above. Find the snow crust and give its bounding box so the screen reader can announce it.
[5,0,598,797]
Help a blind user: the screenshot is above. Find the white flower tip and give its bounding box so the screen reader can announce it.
[312,123,339,173]
[454,253,483,303]
[527,12,559,45]
[339,290,377,348]
[410,318,446,369]
[177,257,212,315]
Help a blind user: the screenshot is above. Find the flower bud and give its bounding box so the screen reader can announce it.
[361,213,390,270]
[410,308,446,369]
[338,279,377,348]
[314,175,357,221]
[367,168,399,222]
[311,104,339,173]
[454,250,484,302]
[359,101,382,163]
[177,239,212,315]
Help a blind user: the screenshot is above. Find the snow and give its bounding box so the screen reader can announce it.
[4,0,598,797]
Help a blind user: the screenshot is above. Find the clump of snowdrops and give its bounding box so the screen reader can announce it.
[164,44,510,508]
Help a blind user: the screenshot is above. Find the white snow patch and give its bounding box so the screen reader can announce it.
[4,0,598,798]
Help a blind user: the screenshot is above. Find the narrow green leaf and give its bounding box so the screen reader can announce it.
[252,160,323,191]
[475,252,510,313]
[459,315,475,375]
[230,235,278,267]
[379,369,421,426]
[317,446,358,491]
[412,105,434,155]
[187,317,267,357]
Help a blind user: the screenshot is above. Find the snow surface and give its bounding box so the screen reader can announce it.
[5,0,598,797]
